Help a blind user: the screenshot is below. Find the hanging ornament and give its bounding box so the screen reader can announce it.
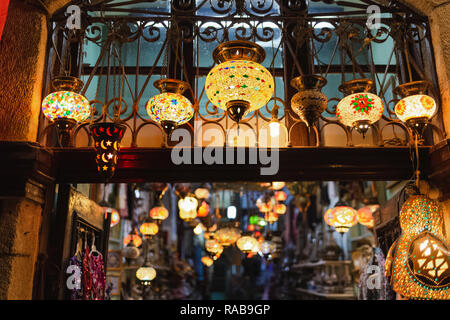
[149,204,169,222]
[139,221,159,239]
[123,227,142,248]
[336,79,384,138]
[146,79,194,136]
[178,195,198,222]
[205,40,274,124]
[136,262,157,286]
[274,203,287,215]
[274,191,287,202]
[237,235,260,254]
[357,205,379,228]
[290,75,328,127]
[89,122,126,180]
[214,227,241,247]
[201,256,214,267]
[42,76,91,147]
[197,201,210,218]
[265,211,279,224]
[385,194,449,300]
[324,206,358,234]
[393,81,437,138]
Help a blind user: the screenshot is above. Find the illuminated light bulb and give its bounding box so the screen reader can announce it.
[197,201,210,218]
[205,40,274,124]
[269,121,280,138]
[178,196,198,222]
[205,238,223,254]
[227,206,237,219]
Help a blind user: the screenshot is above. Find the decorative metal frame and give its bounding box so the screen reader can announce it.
[38,0,445,149]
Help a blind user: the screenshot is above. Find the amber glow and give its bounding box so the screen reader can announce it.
[324,206,358,233]
[140,222,159,237]
[274,191,287,202]
[123,233,142,248]
[237,236,260,254]
[150,205,169,221]
[197,201,210,218]
[214,227,241,247]
[201,256,214,267]
[274,203,287,215]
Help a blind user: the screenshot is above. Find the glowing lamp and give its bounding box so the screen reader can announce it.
[193,223,205,235]
[214,227,241,247]
[260,240,276,256]
[336,79,384,138]
[140,222,159,238]
[249,215,259,225]
[178,196,198,222]
[394,81,437,137]
[197,201,210,218]
[194,187,210,200]
[90,122,126,180]
[290,75,328,127]
[386,194,450,299]
[104,207,120,228]
[274,203,287,215]
[150,205,169,222]
[265,211,279,224]
[237,236,260,254]
[205,238,223,254]
[205,40,274,124]
[201,256,214,267]
[275,191,287,202]
[324,206,358,234]
[42,76,90,123]
[123,228,142,247]
[357,205,378,228]
[146,79,194,136]
[227,206,237,219]
[136,264,156,286]
[272,182,285,190]
[259,202,272,213]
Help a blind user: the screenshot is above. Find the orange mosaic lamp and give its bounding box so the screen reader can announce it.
[237,235,260,254]
[139,221,159,239]
[323,206,358,234]
[265,211,279,224]
[201,256,214,267]
[385,194,449,299]
[149,205,169,222]
[274,203,287,215]
[274,191,287,202]
[197,201,210,218]
[123,227,142,248]
[356,205,378,228]
[214,227,241,247]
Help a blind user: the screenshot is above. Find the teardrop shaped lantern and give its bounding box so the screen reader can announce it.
[42,76,91,146]
[290,75,328,127]
[146,79,194,136]
[386,194,450,300]
[205,40,274,124]
[393,81,437,138]
[89,122,126,180]
[336,79,384,138]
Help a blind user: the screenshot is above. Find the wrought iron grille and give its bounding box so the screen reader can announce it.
[38,0,445,149]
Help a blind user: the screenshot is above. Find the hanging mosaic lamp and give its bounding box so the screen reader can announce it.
[356,204,379,228]
[214,227,241,247]
[205,238,223,255]
[394,81,437,137]
[42,76,91,146]
[290,75,328,127]
[194,186,211,200]
[336,79,384,138]
[149,204,169,222]
[205,40,274,124]
[178,195,198,222]
[136,262,157,286]
[89,122,126,181]
[197,201,210,218]
[271,182,285,190]
[260,240,276,256]
[385,194,449,300]
[146,79,194,136]
[140,221,159,239]
[274,191,287,202]
[265,211,279,224]
[201,256,214,267]
[237,235,260,254]
[123,227,142,248]
[274,203,287,215]
[324,206,358,234]
[103,206,120,228]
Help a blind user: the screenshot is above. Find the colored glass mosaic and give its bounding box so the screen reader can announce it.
[214,227,241,247]
[146,92,194,125]
[323,206,358,233]
[336,92,384,127]
[356,205,378,228]
[205,60,274,112]
[42,91,91,122]
[394,94,437,122]
[386,195,450,300]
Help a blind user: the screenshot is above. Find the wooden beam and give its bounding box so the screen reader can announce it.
[51,146,430,183]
